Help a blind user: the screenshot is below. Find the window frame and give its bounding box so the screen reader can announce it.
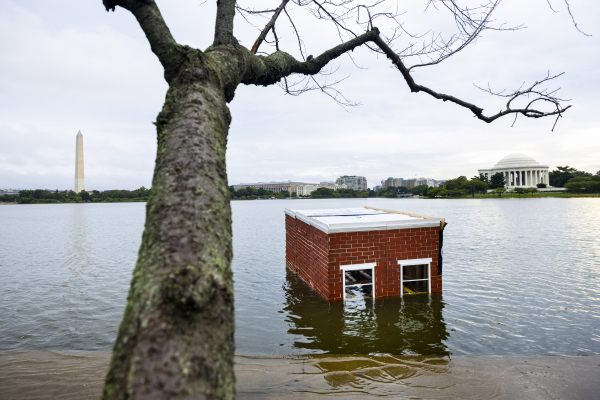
[340,262,376,300]
[398,258,432,295]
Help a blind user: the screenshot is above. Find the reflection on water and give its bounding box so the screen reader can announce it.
[282,270,449,356]
[309,354,449,391]
[0,203,142,350]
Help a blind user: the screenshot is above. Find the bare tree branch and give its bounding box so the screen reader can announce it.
[214,0,237,45]
[284,8,307,60]
[373,35,571,124]
[563,0,591,36]
[272,23,281,51]
[242,29,380,86]
[103,0,185,78]
[237,0,574,123]
[251,0,290,54]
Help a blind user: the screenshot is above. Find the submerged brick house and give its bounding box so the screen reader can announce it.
[285,207,447,301]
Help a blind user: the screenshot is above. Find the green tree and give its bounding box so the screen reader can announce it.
[383,189,397,198]
[461,179,489,197]
[549,166,592,187]
[513,187,526,195]
[537,183,547,188]
[493,187,507,197]
[474,173,489,184]
[564,181,600,194]
[524,187,538,196]
[411,184,429,196]
[565,181,586,194]
[428,188,448,197]
[443,176,468,191]
[489,172,506,189]
[311,187,337,198]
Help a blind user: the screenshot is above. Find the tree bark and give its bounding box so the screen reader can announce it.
[102,50,235,400]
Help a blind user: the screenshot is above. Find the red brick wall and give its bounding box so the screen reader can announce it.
[286,217,330,299]
[286,214,442,301]
[285,214,297,272]
[384,227,441,296]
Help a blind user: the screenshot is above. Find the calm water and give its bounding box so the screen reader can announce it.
[0,198,599,357]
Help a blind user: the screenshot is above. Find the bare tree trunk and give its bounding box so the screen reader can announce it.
[102,74,235,399]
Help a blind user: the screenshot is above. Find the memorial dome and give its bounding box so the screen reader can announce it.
[493,153,540,168]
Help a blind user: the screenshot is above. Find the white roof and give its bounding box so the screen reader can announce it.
[493,153,548,168]
[285,207,441,233]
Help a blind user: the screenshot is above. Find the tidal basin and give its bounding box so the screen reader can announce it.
[1,197,599,356]
[0,198,599,397]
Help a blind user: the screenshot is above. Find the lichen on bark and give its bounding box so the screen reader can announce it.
[102,42,237,399]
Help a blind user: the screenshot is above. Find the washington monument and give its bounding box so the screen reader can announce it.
[74,131,84,193]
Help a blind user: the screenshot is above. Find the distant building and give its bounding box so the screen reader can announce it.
[416,178,435,187]
[381,177,403,188]
[403,179,417,188]
[297,184,321,197]
[0,189,20,196]
[478,153,549,188]
[373,185,382,191]
[320,181,347,190]
[232,181,308,195]
[383,177,439,189]
[336,175,367,191]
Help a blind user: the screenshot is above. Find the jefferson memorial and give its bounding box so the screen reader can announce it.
[478,153,550,189]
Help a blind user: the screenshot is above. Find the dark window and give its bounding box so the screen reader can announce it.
[403,264,428,281]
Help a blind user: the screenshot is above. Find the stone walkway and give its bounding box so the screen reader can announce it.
[1,350,598,399]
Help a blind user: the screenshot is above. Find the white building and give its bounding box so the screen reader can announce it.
[232,181,307,194]
[336,175,367,191]
[416,178,435,187]
[297,184,321,196]
[478,153,550,189]
[319,181,347,190]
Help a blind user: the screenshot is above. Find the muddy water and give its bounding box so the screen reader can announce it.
[0,198,599,358]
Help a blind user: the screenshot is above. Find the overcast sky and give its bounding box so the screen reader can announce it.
[0,0,598,190]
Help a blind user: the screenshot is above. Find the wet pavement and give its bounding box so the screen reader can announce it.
[1,350,598,399]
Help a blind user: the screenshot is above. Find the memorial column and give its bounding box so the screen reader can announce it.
[520,171,523,186]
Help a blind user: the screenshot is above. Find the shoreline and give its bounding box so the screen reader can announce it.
[1,350,598,399]
[3,194,599,205]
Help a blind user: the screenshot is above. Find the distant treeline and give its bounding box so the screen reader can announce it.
[311,186,431,198]
[0,187,150,204]
[549,166,600,193]
[229,185,432,200]
[436,166,600,197]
